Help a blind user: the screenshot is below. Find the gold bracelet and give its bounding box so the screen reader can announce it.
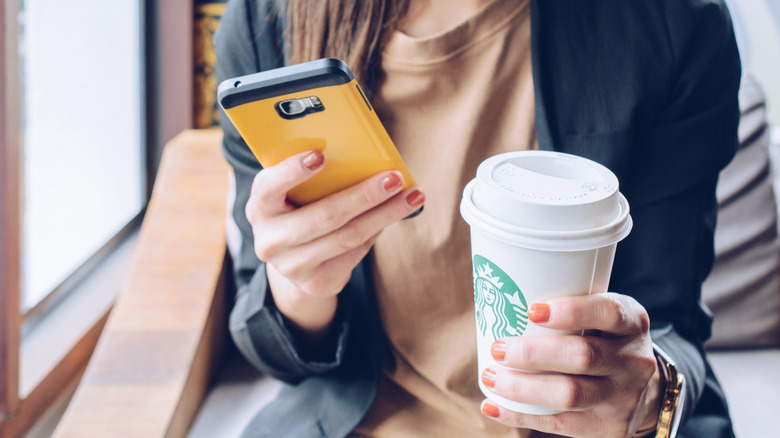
[633,343,685,438]
[652,343,685,438]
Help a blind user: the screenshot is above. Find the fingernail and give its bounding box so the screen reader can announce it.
[528,303,550,323]
[406,189,425,208]
[491,340,506,361]
[481,401,500,418]
[481,368,496,389]
[302,150,324,171]
[382,171,403,193]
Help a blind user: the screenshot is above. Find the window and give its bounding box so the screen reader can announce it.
[1,0,149,436]
[2,0,200,433]
[20,0,145,312]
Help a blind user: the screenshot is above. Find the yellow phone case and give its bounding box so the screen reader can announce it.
[219,58,416,206]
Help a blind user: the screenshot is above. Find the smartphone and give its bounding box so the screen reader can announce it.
[218,58,418,207]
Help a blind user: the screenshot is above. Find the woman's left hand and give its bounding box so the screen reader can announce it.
[480,292,662,438]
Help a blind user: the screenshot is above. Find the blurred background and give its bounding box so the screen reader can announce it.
[727,0,780,126]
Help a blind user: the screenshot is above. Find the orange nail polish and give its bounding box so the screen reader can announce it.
[491,340,506,361]
[481,368,496,388]
[481,401,500,418]
[528,303,550,323]
[382,172,403,193]
[302,150,324,171]
[406,189,425,208]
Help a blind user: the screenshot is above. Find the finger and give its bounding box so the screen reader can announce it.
[529,293,650,337]
[492,335,618,376]
[480,400,617,438]
[250,166,411,261]
[292,232,381,297]
[480,399,573,436]
[283,170,412,245]
[247,150,325,217]
[482,367,611,412]
[271,187,424,279]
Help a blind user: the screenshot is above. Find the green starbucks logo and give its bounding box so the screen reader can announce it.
[473,255,529,340]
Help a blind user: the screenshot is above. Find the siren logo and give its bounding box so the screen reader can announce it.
[473,255,529,340]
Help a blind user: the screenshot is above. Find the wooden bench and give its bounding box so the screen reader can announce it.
[52,130,231,438]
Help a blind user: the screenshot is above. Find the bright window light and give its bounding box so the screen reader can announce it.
[21,0,144,311]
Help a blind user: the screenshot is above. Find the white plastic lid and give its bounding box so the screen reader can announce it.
[460,151,632,251]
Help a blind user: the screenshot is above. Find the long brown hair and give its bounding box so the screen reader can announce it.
[286,0,409,90]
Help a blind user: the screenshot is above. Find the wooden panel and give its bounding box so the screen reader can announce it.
[1,313,109,438]
[159,0,194,144]
[1,0,22,428]
[51,130,229,438]
[147,0,195,193]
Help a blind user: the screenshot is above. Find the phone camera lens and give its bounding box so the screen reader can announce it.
[276,97,324,119]
[280,100,304,116]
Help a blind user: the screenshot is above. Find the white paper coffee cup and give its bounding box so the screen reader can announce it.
[460,151,632,415]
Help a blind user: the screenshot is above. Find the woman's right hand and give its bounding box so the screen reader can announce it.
[245,149,425,340]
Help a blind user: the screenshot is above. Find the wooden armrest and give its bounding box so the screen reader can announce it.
[53,129,230,438]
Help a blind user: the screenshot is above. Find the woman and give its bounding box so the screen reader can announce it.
[216,0,741,437]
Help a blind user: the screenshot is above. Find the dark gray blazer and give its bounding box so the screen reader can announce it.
[216,0,741,436]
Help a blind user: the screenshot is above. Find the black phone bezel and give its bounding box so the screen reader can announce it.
[218,58,354,110]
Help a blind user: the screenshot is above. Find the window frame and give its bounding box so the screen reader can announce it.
[1,0,23,429]
[0,0,196,435]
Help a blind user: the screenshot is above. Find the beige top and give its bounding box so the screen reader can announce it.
[352,1,538,437]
